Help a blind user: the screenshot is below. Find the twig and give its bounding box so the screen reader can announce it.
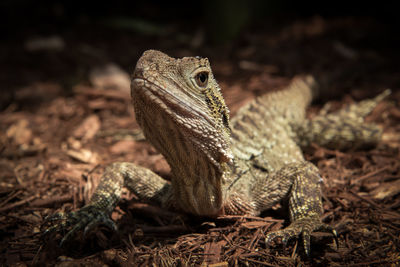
[351,166,390,185]
[0,195,37,212]
[349,190,380,209]
[0,190,23,207]
[239,256,279,266]
[218,215,283,222]
[29,195,73,207]
[138,224,189,234]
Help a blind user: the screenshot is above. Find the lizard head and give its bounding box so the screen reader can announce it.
[131,50,233,215]
[132,50,233,168]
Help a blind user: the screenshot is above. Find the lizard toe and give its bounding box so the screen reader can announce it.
[83,214,117,237]
[315,223,339,249]
[265,217,337,256]
[42,205,116,246]
[42,211,76,237]
[44,211,67,222]
[265,226,302,248]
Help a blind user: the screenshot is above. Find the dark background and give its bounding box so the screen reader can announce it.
[1,1,399,102]
[1,1,399,37]
[1,1,400,266]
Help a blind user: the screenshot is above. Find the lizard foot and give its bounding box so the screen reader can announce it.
[265,217,338,256]
[42,205,117,246]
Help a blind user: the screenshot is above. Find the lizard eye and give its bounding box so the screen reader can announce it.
[195,72,209,88]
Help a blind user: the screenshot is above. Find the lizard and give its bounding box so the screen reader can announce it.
[44,50,390,255]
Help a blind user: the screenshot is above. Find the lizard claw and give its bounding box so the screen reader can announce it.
[83,213,117,236]
[265,217,337,256]
[42,205,116,246]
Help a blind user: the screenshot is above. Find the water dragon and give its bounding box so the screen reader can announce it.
[44,50,390,255]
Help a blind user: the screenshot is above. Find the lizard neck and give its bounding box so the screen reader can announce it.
[168,146,227,216]
[133,88,229,216]
[131,50,234,216]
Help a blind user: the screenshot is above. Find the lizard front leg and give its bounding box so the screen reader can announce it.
[43,162,171,245]
[252,161,337,256]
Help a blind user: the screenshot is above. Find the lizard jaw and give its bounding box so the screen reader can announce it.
[131,77,231,216]
[132,77,233,169]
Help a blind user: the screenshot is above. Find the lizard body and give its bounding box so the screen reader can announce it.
[45,50,389,255]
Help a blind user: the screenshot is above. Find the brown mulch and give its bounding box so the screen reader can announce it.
[1,16,400,266]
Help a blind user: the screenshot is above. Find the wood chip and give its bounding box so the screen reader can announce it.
[370,179,400,200]
[6,119,32,145]
[89,63,131,93]
[67,148,98,164]
[109,140,136,154]
[72,114,101,141]
[241,220,270,229]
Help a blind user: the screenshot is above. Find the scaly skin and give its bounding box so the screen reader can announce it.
[44,50,390,255]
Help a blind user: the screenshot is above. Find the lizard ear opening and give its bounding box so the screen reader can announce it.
[222,112,231,133]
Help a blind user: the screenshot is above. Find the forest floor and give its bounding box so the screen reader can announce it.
[1,15,400,266]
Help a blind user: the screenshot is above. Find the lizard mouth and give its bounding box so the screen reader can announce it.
[132,76,233,167]
[132,77,218,128]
